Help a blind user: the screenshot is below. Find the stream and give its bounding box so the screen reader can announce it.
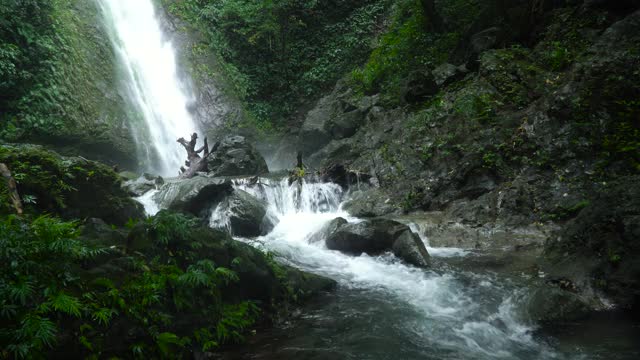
[138,179,640,359]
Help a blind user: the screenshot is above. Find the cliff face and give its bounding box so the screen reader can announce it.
[297,2,640,310]
[0,0,136,168]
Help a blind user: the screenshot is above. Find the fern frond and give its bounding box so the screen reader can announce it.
[9,280,34,305]
[49,292,82,317]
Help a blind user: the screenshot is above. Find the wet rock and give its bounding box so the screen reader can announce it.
[326,218,431,267]
[299,88,365,156]
[0,144,144,225]
[153,176,233,215]
[544,175,640,310]
[282,266,338,301]
[526,286,592,324]
[207,135,269,177]
[391,229,431,267]
[432,63,468,87]
[470,27,506,55]
[309,217,348,244]
[403,71,439,104]
[319,163,372,189]
[123,175,156,196]
[342,188,397,218]
[213,190,275,237]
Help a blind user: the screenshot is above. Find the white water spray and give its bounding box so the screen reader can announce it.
[99,0,199,175]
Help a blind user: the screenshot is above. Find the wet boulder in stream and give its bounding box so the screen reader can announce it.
[153,175,233,215]
[325,218,431,267]
[212,189,276,237]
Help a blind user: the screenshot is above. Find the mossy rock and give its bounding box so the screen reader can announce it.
[0,143,143,225]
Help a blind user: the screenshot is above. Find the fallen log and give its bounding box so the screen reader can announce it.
[0,163,23,215]
[177,133,219,179]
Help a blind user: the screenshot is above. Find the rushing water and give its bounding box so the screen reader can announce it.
[99,0,199,176]
[136,178,640,359]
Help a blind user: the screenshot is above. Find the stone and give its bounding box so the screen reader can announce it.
[212,190,275,237]
[403,71,439,104]
[325,218,431,267]
[342,188,397,218]
[526,286,592,324]
[432,63,468,87]
[0,144,145,226]
[123,175,156,197]
[207,135,269,177]
[153,176,233,215]
[392,230,431,267]
[308,217,348,244]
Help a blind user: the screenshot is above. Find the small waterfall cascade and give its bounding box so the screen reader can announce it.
[135,176,564,358]
[209,178,345,235]
[99,0,200,176]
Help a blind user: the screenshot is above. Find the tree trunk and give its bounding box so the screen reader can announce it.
[0,163,23,215]
[421,0,444,32]
[177,133,218,179]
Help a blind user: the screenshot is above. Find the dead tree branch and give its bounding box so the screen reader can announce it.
[0,163,23,215]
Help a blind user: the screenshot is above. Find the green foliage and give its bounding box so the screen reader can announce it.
[0,211,267,358]
[351,0,478,101]
[544,41,572,71]
[160,0,388,130]
[0,0,129,144]
[0,215,103,358]
[149,211,198,246]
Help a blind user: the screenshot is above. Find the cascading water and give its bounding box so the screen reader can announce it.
[203,179,564,359]
[134,177,634,358]
[99,0,199,176]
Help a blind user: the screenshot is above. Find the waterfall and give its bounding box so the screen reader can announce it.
[99,0,199,176]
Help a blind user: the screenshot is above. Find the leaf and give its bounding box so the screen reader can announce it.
[9,280,34,305]
[49,292,82,317]
[92,308,116,326]
[156,332,185,356]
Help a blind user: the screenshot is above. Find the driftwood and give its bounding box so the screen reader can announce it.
[177,133,219,179]
[0,163,23,215]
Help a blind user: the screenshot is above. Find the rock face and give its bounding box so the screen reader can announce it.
[342,188,397,218]
[212,189,275,237]
[153,176,233,215]
[324,218,431,267]
[207,136,269,177]
[544,176,640,310]
[0,144,144,225]
[298,83,370,157]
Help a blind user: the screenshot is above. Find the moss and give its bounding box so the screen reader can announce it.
[0,144,143,225]
[0,0,135,166]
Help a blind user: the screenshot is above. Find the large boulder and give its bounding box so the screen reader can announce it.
[525,286,592,324]
[308,217,348,244]
[211,190,275,237]
[325,218,431,267]
[0,144,144,225]
[298,85,368,156]
[207,136,269,177]
[153,176,232,215]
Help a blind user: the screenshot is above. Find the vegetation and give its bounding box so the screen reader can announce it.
[0,0,133,162]
[0,212,265,358]
[159,0,389,131]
